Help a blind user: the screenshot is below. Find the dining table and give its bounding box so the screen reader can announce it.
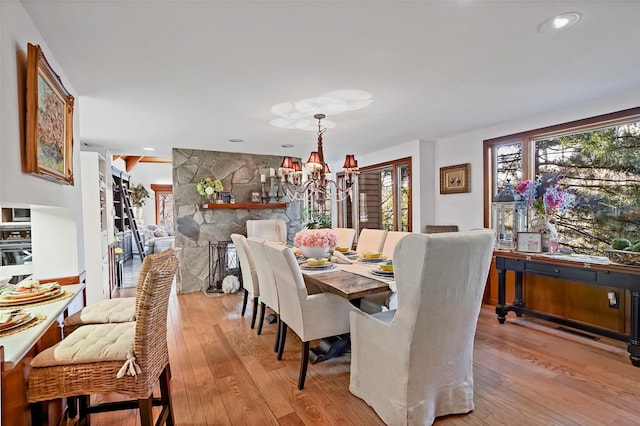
[299,254,394,363]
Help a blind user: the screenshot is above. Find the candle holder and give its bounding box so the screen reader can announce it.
[277,178,286,201]
[268,177,278,203]
[261,182,268,203]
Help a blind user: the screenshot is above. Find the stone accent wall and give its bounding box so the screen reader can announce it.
[172,148,302,293]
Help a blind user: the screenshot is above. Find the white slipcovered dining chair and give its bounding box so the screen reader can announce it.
[230,233,260,329]
[332,227,356,250]
[349,230,495,425]
[380,231,411,259]
[355,228,388,255]
[359,231,411,314]
[246,237,281,348]
[262,240,357,390]
[246,219,287,243]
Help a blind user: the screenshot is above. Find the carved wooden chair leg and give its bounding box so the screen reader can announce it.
[298,341,311,390]
[277,322,288,360]
[257,302,266,335]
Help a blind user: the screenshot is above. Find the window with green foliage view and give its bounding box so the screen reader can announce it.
[487,109,640,255]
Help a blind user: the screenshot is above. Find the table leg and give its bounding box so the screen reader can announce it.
[514,271,524,317]
[496,268,507,324]
[628,291,640,367]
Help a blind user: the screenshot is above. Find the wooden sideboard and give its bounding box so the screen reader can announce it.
[492,251,640,366]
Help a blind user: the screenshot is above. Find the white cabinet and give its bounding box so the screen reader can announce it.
[81,150,112,304]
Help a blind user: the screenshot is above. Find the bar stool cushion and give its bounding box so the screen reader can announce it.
[31,322,135,367]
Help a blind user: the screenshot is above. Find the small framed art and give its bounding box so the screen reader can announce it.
[439,163,470,194]
[517,232,543,253]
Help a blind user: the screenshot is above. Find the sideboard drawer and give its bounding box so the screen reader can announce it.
[525,262,597,282]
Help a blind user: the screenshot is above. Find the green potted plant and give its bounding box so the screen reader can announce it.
[130,184,150,208]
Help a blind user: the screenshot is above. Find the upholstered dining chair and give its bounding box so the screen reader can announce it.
[355,228,388,255]
[62,248,175,336]
[359,231,411,314]
[380,231,411,259]
[349,230,495,425]
[332,227,356,250]
[246,237,281,349]
[246,219,287,243]
[262,240,357,390]
[28,255,179,426]
[230,233,260,329]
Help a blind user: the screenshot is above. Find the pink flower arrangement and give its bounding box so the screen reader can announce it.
[516,174,575,219]
[294,229,338,248]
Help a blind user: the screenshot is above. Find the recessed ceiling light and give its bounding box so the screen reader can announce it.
[229,138,244,143]
[538,12,581,33]
[143,147,155,151]
[281,144,294,148]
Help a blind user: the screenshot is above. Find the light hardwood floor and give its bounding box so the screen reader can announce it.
[80,264,640,425]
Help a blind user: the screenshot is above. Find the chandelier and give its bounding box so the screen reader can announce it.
[280,113,359,204]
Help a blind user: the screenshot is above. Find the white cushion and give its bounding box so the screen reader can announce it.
[63,297,136,326]
[31,322,134,367]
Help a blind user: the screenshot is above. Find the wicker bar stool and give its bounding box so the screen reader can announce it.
[62,248,175,336]
[28,255,178,425]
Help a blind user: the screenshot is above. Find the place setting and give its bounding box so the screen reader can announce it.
[0,279,65,307]
[334,246,358,260]
[370,261,395,279]
[0,308,39,336]
[357,252,388,264]
[299,257,338,273]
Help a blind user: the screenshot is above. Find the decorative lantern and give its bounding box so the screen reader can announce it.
[492,181,529,250]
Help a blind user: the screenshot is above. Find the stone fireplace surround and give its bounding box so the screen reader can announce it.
[172,148,302,293]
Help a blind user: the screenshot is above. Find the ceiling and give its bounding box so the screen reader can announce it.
[21,1,640,163]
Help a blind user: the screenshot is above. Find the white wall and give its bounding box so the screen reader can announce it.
[435,89,640,231]
[0,1,84,280]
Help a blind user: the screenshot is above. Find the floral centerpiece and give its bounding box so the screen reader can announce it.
[196,177,223,201]
[517,174,575,251]
[294,228,338,258]
[516,174,575,221]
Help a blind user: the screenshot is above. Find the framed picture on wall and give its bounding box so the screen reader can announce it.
[24,43,75,185]
[439,163,470,194]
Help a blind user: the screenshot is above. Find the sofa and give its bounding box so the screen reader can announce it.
[139,224,175,254]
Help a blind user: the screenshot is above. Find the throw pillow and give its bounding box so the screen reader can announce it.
[153,228,169,237]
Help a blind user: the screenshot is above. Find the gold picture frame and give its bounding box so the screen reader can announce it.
[439,163,470,194]
[24,43,75,185]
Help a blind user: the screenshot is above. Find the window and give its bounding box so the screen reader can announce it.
[485,107,640,255]
[338,157,411,235]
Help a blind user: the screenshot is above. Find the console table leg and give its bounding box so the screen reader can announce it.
[628,291,640,367]
[514,271,524,317]
[496,268,507,324]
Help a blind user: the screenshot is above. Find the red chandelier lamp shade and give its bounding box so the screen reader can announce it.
[305,152,323,170]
